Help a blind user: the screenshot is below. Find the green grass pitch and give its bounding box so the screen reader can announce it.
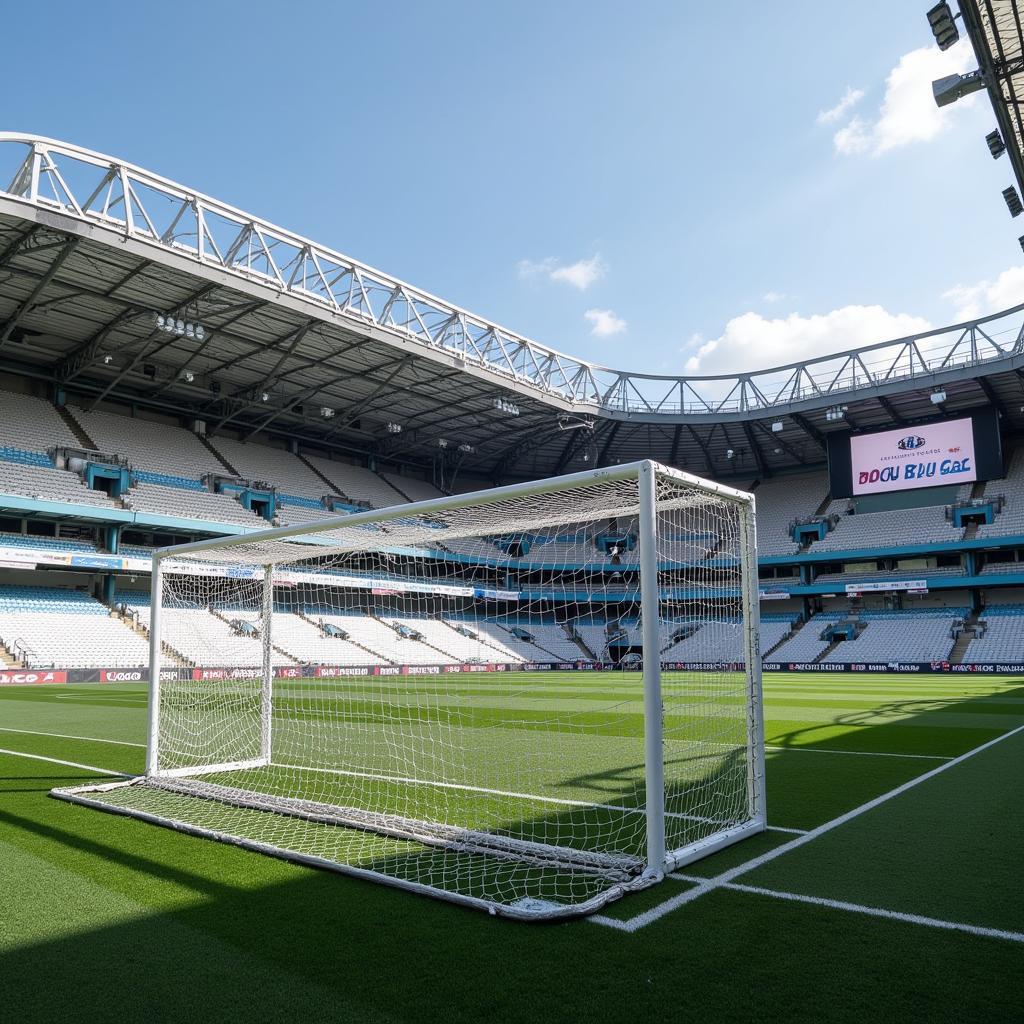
[1,671,1022,1023]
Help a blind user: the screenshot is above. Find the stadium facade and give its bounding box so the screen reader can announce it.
[1,132,1024,678]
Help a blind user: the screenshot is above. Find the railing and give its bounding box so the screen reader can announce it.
[3,133,1024,417]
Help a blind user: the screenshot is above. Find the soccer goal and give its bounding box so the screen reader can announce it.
[52,460,765,920]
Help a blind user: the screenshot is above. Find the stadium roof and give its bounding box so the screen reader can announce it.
[0,132,1023,482]
[961,0,1024,202]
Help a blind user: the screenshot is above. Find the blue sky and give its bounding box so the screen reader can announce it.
[4,0,1020,376]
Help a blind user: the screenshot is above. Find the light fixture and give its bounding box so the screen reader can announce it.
[930,389,947,404]
[154,311,205,341]
[773,447,783,455]
[457,443,474,453]
[437,438,449,448]
[987,130,1007,159]
[825,405,848,422]
[385,421,402,434]
[180,370,195,383]
[320,406,335,419]
[1004,187,1024,217]
[771,421,784,433]
[261,391,269,402]
[493,397,520,416]
[926,2,960,50]
[933,70,986,108]
[102,354,113,365]
[725,449,735,460]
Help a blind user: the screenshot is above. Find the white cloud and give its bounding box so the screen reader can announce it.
[584,308,627,337]
[943,266,1024,321]
[517,254,604,290]
[828,40,976,156]
[762,290,786,304]
[684,305,931,375]
[816,86,864,125]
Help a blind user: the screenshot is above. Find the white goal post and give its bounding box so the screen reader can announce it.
[53,460,766,920]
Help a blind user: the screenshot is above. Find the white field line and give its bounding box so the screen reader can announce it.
[0,726,145,748]
[591,723,1024,934]
[53,695,147,703]
[0,746,131,777]
[275,761,736,828]
[663,875,1024,944]
[765,745,950,761]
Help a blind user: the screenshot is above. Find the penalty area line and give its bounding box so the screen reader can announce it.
[590,722,1024,934]
[0,726,145,748]
[0,746,132,778]
[664,875,1024,945]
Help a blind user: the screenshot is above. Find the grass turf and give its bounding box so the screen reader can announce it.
[0,671,1022,1023]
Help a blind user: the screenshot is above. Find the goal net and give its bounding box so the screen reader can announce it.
[53,460,765,920]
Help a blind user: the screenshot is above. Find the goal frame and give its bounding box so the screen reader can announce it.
[56,459,767,920]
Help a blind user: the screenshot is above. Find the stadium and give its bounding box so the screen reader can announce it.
[1,2,1022,1021]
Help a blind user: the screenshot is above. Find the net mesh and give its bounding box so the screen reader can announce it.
[55,466,762,919]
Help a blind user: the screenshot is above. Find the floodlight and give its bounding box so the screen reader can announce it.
[926,2,959,50]
[386,421,402,434]
[102,354,113,365]
[181,370,195,383]
[725,449,735,460]
[773,447,783,455]
[437,438,449,448]
[320,406,335,419]
[457,443,474,453]
[930,389,947,404]
[1004,187,1024,217]
[185,323,195,339]
[987,130,1007,159]
[155,313,166,330]
[771,421,784,433]
[933,70,985,108]
[261,391,269,402]
[195,325,205,341]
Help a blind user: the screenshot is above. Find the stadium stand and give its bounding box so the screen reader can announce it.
[121,595,288,667]
[813,505,963,551]
[206,437,330,496]
[964,605,1024,663]
[977,447,1024,538]
[0,460,117,507]
[67,407,226,479]
[0,389,82,452]
[303,456,409,508]
[379,473,446,502]
[767,613,845,663]
[0,586,148,668]
[820,609,963,664]
[750,473,828,555]
[122,482,266,525]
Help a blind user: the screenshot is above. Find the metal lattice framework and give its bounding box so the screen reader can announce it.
[2,132,1024,421]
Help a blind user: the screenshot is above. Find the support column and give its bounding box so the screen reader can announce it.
[260,565,274,763]
[145,557,163,776]
[638,461,666,877]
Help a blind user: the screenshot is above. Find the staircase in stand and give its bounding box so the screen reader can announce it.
[814,636,846,663]
[197,435,240,476]
[948,609,981,665]
[0,640,21,668]
[763,623,800,658]
[564,623,596,660]
[57,405,97,449]
[207,606,297,664]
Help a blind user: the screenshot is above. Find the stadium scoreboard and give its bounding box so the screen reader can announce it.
[827,407,1002,499]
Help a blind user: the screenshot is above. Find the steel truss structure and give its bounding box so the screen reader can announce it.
[2,133,1024,418]
[1,132,1024,479]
